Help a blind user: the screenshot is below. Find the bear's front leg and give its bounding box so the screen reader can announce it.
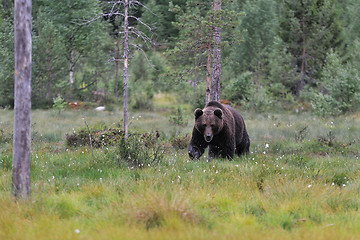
[188,127,207,159]
[220,140,236,159]
[208,144,221,160]
[188,144,204,159]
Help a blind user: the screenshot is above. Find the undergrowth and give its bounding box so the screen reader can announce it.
[1,109,360,239]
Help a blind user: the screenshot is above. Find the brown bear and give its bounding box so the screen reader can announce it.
[188,101,250,159]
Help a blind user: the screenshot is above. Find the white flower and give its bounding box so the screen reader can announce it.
[265,144,269,149]
[75,229,80,234]
[308,185,312,188]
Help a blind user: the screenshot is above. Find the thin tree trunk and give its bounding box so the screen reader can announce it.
[46,41,52,101]
[115,39,120,99]
[69,47,75,90]
[210,0,221,102]
[206,44,211,104]
[13,0,32,200]
[123,0,129,140]
[297,17,306,97]
[46,72,52,101]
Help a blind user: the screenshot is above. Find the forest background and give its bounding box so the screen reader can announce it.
[0,0,359,116]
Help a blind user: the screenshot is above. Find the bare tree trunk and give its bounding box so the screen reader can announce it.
[115,39,120,99]
[206,44,211,104]
[69,47,75,89]
[13,0,32,200]
[123,0,129,140]
[210,0,221,102]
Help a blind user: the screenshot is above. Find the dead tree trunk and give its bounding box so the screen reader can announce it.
[115,39,120,99]
[123,0,129,140]
[210,0,221,102]
[206,44,211,104]
[69,42,75,90]
[13,0,32,200]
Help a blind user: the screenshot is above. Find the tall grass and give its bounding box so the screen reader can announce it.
[0,106,360,239]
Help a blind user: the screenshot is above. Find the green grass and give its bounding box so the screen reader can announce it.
[1,106,360,239]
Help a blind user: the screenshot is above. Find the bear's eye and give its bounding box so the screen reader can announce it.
[210,124,215,128]
[202,124,207,128]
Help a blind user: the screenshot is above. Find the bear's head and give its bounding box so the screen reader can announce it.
[194,107,223,143]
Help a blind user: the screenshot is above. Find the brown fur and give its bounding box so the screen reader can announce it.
[188,101,250,159]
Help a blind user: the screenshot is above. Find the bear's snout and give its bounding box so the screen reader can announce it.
[204,132,213,142]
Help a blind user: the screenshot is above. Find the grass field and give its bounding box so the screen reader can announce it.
[1,104,360,240]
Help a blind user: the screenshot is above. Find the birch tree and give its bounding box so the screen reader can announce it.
[12,0,32,199]
[123,0,129,139]
[95,0,153,139]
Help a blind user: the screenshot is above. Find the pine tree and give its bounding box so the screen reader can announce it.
[278,0,343,97]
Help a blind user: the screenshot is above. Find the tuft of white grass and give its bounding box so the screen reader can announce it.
[95,106,106,111]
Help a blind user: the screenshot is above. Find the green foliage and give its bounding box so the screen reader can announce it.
[65,124,124,148]
[224,71,253,104]
[242,86,274,112]
[131,92,154,111]
[168,105,187,126]
[1,108,360,239]
[109,131,165,168]
[230,0,278,75]
[52,95,67,114]
[266,37,298,99]
[0,6,14,107]
[0,0,359,114]
[65,122,165,168]
[170,134,191,150]
[0,127,12,146]
[312,51,360,116]
[278,0,343,94]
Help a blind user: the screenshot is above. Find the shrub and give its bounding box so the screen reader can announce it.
[131,92,154,110]
[66,123,165,168]
[112,131,165,168]
[65,123,124,148]
[52,95,67,114]
[0,128,12,145]
[312,50,360,116]
[170,134,191,150]
[168,105,187,126]
[242,86,274,112]
[224,71,253,104]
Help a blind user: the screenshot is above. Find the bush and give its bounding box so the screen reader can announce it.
[66,123,165,168]
[224,71,253,104]
[312,50,360,116]
[242,85,274,112]
[131,92,154,111]
[168,105,187,126]
[65,122,124,148]
[191,85,206,109]
[53,95,67,114]
[0,128,12,145]
[170,134,191,150]
[112,131,165,168]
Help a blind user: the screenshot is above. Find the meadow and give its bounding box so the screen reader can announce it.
[1,98,360,240]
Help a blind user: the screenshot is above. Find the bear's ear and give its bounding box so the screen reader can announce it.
[214,108,223,119]
[194,108,203,119]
